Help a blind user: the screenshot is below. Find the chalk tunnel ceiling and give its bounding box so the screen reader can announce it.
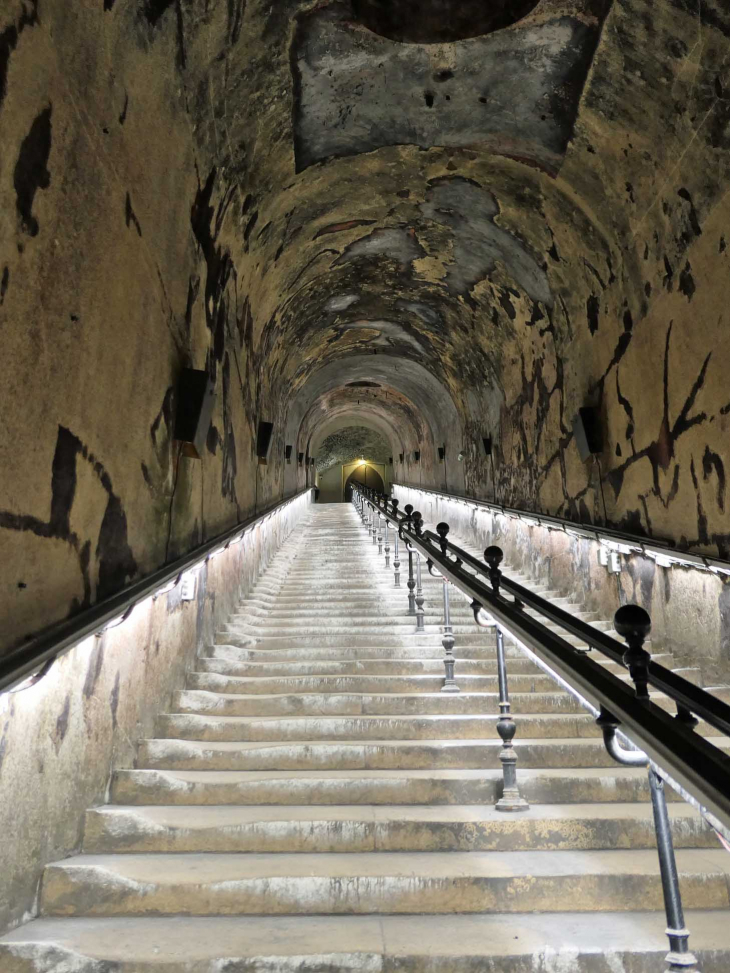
[178,0,727,536]
[315,426,391,474]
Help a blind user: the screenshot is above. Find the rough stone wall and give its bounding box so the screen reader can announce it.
[0,0,277,657]
[0,490,312,935]
[316,426,391,473]
[395,485,730,685]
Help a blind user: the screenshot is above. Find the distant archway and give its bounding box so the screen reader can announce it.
[345,464,384,501]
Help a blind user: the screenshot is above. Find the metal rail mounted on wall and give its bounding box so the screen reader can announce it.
[392,481,730,577]
[0,488,315,696]
[354,484,730,973]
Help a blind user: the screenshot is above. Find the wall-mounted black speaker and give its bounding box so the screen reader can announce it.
[174,368,216,459]
[399,453,404,463]
[483,436,492,457]
[389,456,393,465]
[310,457,315,467]
[298,452,304,466]
[414,450,420,463]
[285,445,293,464]
[573,407,602,462]
[256,420,274,465]
[438,446,445,462]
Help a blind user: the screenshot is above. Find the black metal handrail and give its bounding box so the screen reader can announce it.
[420,529,730,740]
[355,485,730,829]
[366,484,729,967]
[0,487,314,694]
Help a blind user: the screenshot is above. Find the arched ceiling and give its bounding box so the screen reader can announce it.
[178,0,730,543]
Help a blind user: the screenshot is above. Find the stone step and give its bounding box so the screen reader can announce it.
[110,766,683,807]
[5,911,730,972]
[40,849,730,916]
[217,631,491,648]
[173,689,584,717]
[154,712,619,742]
[136,737,638,771]
[202,644,522,663]
[186,672,565,694]
[195,658,542,678]
[83,802,715,855]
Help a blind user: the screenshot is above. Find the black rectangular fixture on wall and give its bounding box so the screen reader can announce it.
[399,453,404,463]
[414,451,420,463]
[174,368,216,460]
[573,407,602,462]
[310,457,315,467]
[298,452,304,466]
[256,420,274,465]
[285,445,293,464]
[438,446,445,462]
[389,456,393,465]
[483,436,493,457]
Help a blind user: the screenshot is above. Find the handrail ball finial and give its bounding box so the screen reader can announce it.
[436,522,450,555]
[412,512,423,536]
[484,545,504,595]
[614,604,652,700]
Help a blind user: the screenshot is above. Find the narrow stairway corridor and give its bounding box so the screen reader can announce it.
[3,503,730,971]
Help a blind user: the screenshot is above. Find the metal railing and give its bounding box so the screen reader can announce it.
[0,488,314,695]
[353,484,730,973]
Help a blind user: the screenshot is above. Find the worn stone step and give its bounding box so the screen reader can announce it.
[172,689,583,717]
[40,849,730,916]
[110,766,682,807]
[195,657,541,678]
[204,643,525,663]
[6,911,730,972]
[136,737,633,771]
[154,712,616,743]
[217,631,490,648]
[83,803,715,855]
[186,672,563,694]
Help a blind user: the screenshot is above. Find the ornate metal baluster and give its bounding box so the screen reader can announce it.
[384,519,390,568]
[600,606,698,973]
[435,523,459,693]
[392,499,401,587]
[372,501,378,545]
[483,545,529,811]
[377,509,383,554]
[413,511,426,633]
[404,505,416,614]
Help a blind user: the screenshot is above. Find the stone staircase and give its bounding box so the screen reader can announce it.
[3,503,730,971]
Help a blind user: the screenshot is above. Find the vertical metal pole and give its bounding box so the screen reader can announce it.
[407,548,416,615]
[612,605,697,973]
[482,545,528,812]
[378,513,383,554]
[415,553,425,633]
[648,769,698,972]
[372,507,378,545]
[384,520,390,568]
[441,578,459,693]
[393,530,401,587]
[494,625,528,810]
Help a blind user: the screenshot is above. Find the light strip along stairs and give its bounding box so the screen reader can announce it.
[3,503,730,971]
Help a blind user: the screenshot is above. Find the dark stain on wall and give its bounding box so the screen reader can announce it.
[96,494,137,600]
[83,642,105,701]
[110,671,121,728]
[14,105,52,237]
[52,695,71,754]
[125,192,142,237]
[0,1,38,107]
[702,446,726,512]
[0,266,8,305]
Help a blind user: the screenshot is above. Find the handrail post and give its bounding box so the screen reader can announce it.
[384,519,390,568]
[436,524,459,693]
[484,545,529,811]
[611,607,699,973]
[404,505,416,614]
[378,510,384,555]
[372,504,378,545]
[413,512,426,633]
[392,499,401,587]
